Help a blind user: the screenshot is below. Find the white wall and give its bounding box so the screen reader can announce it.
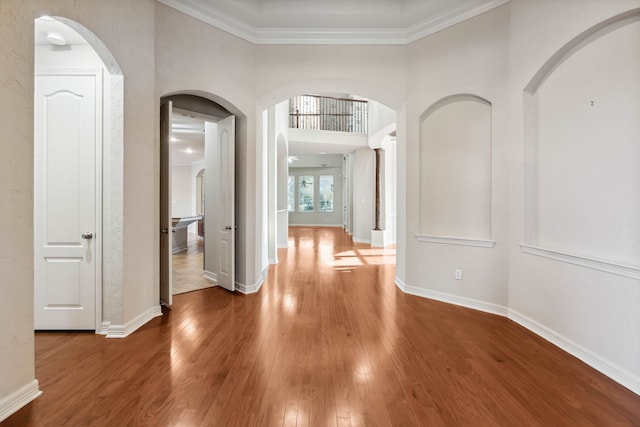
[419,95,492,240]
[352,148,375,243]
[403,5,510,311]
[0,0,156,417]
[508,0,640,393]
[155,3,258,289]
[171,165,193,218]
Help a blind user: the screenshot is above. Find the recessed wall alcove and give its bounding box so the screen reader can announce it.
[522,9,640,274]
[417,94,493,247]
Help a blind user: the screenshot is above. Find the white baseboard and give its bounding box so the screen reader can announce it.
[103,305,162,338]
[289,224,343,227]
[0,380,42,423]
[236,267,267,295]
[395,275,640,396]
[277,243,289,249]
[269,257,278,264]
[508,309,640,396]
[203,270,217,282]
[352,237,371,244]
[395,276,507,316]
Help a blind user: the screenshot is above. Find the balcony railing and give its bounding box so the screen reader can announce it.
[289,94,368,134]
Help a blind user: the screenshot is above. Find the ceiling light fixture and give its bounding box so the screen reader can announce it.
[46,32,67,46]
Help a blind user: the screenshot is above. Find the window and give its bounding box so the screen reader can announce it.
[288,176,295,212]
[298,176,314,212]
[319,176,334,212]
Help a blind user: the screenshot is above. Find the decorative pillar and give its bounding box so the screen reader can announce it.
[374,148,382,231]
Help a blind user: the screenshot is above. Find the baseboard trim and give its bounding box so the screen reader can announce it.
[203,270,217,282]
[508,309,640,396]
[104,305,162,339]
[269,257,278,265]
[395,275,640,396]
[404,283,508,316]
[0,380,42,423]
[352,237,372,244]
[236,267,268,295]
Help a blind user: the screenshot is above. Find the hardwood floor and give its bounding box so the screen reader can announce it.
[172,235,213,295]
[4,226,640,426]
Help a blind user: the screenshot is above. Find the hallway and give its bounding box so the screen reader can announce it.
[4,227,640,426]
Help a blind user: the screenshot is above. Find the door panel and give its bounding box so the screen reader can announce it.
[216,116,235,291]
[160,101,173,306]
[34,72,100,330]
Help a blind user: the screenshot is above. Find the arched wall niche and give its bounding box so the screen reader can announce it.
[417,94,493,247]
[523,9,640,270]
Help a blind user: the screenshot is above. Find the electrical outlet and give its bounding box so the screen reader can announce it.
[455,269,462,280]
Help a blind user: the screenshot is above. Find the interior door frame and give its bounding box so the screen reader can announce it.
[160,100,173,307]
[34,68,104,331]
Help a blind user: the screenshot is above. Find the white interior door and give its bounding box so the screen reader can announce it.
[34,71,101,330]
[160,101,173,306]
[216,116,235,291]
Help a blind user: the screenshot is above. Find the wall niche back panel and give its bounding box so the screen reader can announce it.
[419,95,492,240]
[525,16,640,266]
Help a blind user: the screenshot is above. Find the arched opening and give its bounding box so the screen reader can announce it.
[33,16,124,333]
[159,93,247,301]
[261,91,398,279]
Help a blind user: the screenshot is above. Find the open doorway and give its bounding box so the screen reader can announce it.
[264,93,397,262]
[159,94,237,304]
[33,16,124,332]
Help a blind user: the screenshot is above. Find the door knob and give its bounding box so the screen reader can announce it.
[81,232,93,240]
[224,226,232,230]
[161,228,168,234]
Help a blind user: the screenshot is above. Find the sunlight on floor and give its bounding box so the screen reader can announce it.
[325,247,396,267]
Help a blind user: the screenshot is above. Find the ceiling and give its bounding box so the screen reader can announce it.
[157,0,510,44]
[171,110,206,166]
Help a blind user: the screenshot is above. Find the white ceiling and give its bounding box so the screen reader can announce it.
[158,0,509,44]
[171,110,206,166]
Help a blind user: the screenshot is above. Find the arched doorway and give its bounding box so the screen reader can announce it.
[33,16,124,332]
[159,93,244,302]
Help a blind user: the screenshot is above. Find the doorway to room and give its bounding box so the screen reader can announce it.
[159,94,238,305]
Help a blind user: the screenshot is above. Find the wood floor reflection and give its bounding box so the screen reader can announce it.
[5,226,640,426]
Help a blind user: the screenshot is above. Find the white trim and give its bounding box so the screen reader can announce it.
[394,276,407,292]
[269,257,278,265]
[288,224,344,227]
[203,270,217,282]
[157,0,510,45]
[508,309,640,396]
[402,283,508,316]
[520,244,640,280]
[277,243,289,249]
[236,267,268,294]
[0,380,42,423]
[103,305,162,338]
[415,234,495,248]
[352,237,372,244]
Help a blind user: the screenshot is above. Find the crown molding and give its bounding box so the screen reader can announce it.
[157,0,511,45]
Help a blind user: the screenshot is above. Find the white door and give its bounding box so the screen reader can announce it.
[34,71,101,330]
[216,116,235,291]
[159,101,173,306]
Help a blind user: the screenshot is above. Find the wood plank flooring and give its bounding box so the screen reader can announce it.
[4,226,640,426]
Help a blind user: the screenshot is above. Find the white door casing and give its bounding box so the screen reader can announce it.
[160,101,173,306]
[34,71,102,330]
